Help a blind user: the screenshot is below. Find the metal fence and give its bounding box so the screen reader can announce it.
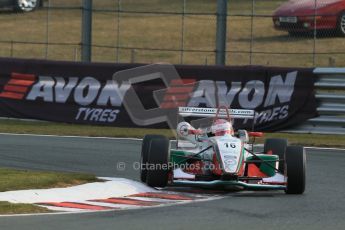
[0,0,345,67]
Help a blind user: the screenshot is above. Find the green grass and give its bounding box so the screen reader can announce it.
[262,132,345,148]
[0,119,174,138]
[0,0,344,67]
[0,119,344,148]
[0,168,99,192]
[0,201,50,215]
[0,167,99,214]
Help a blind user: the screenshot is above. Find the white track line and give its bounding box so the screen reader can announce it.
[254,144,345,151]
[304,146,345,151]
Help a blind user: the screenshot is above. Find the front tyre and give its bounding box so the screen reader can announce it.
[285,146,306,194]
[146,137,170,188]
[15,0,40,12]
[140,135,165,182]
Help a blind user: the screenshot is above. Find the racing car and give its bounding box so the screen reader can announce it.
[140,106,306,194]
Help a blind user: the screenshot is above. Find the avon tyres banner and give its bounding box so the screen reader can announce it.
[0,58,318,131]
[176,65,318,131]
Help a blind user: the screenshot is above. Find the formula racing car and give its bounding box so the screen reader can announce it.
[140,106,306,194]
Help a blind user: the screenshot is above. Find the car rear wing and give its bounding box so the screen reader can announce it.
[178,107,255,119]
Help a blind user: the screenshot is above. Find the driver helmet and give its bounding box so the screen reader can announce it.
[211,119,234,136]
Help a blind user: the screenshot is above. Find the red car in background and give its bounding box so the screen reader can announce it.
[273,0,345,36]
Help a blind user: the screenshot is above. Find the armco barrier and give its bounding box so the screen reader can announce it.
[283,68,345,135]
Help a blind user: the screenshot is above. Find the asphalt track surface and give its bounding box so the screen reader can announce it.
[0,133,344,230]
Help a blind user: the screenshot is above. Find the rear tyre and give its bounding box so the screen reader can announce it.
[263,138,287,173]
[285,146,306,194]
[15,0,40,12]
[337,12,345,37]
[140,135,165,182]
[146,137,170,188]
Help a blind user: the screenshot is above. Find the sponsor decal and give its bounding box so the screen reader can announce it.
[0,73,36,100]
[160,79,196,109]
[224,159,237,166]
[0,74,129,123]
[75,108,120,122]
[185,71,297,125]
[26,76,128,107]
[223,155,237,160]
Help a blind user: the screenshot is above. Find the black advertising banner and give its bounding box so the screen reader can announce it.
[0,58,318,131]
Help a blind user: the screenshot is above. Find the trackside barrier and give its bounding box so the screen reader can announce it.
[283,68,345,135]
[0,57,343,134]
